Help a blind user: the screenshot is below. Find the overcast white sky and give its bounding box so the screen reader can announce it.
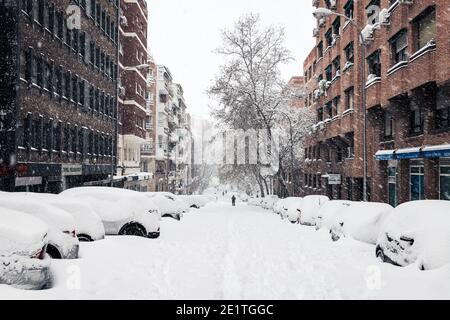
[148,0,316,119]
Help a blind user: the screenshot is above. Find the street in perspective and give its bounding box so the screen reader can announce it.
[0,0,449,301]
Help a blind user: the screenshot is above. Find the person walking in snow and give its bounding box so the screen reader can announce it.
[231,195,236,207]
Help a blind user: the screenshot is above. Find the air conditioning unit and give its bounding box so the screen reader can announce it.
[330,0,337,10]
[119,86,126,96]
[313,28,319,38]
[361,24,375,43]
[120,14,128,26]
[379,8,391,26]
[399,0,413,4]
[319,17,326,28]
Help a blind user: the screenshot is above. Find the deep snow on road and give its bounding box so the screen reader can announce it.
[1,201,449,300]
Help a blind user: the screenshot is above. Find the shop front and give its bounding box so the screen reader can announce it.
[376,144,450,204]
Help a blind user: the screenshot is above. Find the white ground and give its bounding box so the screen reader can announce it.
[1,201,449,300]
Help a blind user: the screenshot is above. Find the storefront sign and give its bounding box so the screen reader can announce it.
[15,176,42,187]
[62,164,83,176]
[328,174,341,185]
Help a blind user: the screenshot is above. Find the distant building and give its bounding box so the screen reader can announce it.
[116,0,151,191]
[0,0,119,192]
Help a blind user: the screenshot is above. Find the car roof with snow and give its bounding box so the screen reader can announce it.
[0,192,75,232]
[60,187,158,222]
[0,208,48,250]
[382,200,450,234]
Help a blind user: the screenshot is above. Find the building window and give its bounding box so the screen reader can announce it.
[53,121,61,151]
[410,165,425,201]
[367,50,381,77]
[384,111,394,140]
[317,107,323,122]
[409,100,424,135]
[344,87,354,111]
[332,17,341,36]
[325,101,332,119]
[436,86,450,130]
[413,7,436,51]
[332,96,340,116]
[390,30,408,65]
[387,166,398,207]
[440,160,450,201]
[336,147,343,163]
[344,0,354,20]
[317,42,323,58]
[332,56,340,77]
[325,29,332,48]
[346,177,353,200]
[325,64,332,81]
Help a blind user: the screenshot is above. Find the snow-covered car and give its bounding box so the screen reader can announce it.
[19,193,105,242]
[321,201,393,244]
[1,208,51,290]
[298,195,330,226]
[178,195,214,209]
[61,187,161,239]
[279,197,303,223]
[376,200,450,270]
[0,192,79,259]
[260,195,279,210]
[248,197,263,206]
[144,193,187,220]
[315,200,352,231]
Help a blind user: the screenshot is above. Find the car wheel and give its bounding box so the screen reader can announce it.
[148,231,160,239]
[46,244,62,259]
[376,248,386,262]
[330,231,340,242]
[77,234,93,242]
[119,223,147,237]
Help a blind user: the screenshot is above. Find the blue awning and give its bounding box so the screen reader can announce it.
[376,144,450,161]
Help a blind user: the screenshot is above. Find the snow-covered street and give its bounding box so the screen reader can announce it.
[1,201,449,300]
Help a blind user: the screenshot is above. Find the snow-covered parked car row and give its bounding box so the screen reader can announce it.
[1,187,216,290]
[261,195,450,271]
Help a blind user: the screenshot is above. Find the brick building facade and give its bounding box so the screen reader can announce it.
[116,0,148,187]
[301,0,450,205]
[0,0,119,192]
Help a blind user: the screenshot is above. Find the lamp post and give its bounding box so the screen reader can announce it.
[279,111,295,197]
[313,8,368,202]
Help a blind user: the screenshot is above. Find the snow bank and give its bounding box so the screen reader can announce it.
[378,200,450,270]
[299,195,330,226]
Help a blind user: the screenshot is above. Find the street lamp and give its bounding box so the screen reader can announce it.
[312,8,368,202]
